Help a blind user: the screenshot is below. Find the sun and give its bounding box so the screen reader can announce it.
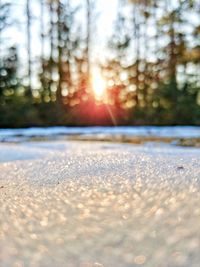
[91,67,106,100]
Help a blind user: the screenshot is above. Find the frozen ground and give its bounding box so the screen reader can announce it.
[0,141,200,267]
[1,126,200,142]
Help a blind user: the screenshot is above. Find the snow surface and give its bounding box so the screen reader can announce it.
[1,126,200,141]
[0,141,200,267]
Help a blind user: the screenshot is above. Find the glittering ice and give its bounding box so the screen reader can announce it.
[0,141,200,267]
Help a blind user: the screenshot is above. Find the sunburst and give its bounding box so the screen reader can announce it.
[91,67,106,100]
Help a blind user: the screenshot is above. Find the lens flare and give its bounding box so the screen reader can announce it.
[91,67,106,100]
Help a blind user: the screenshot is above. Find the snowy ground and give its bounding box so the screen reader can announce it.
[1,126,200,142]
[0,140,200,267]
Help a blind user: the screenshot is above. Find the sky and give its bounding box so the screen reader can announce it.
[3,0,198,87]
[3,0,118,58]
[1,0,119,86]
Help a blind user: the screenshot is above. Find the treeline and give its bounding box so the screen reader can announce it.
[0,0,200,127]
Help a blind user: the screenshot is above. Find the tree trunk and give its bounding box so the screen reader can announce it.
[26,0,32,95]
[86,0,91,88]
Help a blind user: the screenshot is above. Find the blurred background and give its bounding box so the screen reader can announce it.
[0,0,200,128]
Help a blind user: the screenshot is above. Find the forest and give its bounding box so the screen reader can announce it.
[0,0,200,127]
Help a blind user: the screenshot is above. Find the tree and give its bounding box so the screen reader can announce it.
[26,0,32,95]
[0,1,11,76]
[0,46,19,100]
[0,1,11,41]
[103,0,131,107]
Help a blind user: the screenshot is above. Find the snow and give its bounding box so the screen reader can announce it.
[0,126,200,142]
[0,140,200,266]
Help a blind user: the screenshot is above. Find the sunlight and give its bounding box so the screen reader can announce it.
[91,67,107,100]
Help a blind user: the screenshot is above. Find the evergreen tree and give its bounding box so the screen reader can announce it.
[0,46,19,100]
